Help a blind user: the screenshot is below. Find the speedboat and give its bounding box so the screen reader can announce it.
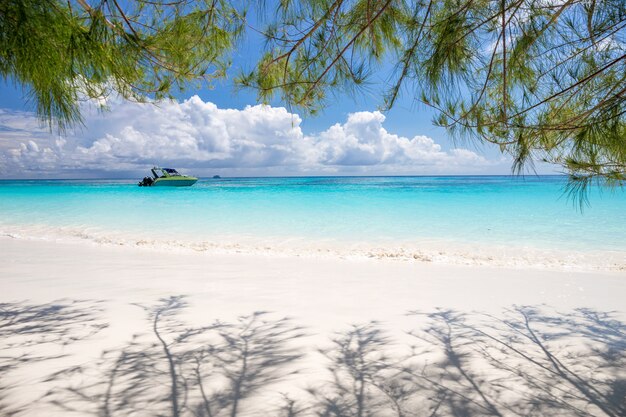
[138,167,198,187]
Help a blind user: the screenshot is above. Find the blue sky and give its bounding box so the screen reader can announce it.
[0,8,555,179]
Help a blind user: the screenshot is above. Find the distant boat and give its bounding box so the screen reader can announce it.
[213,175,221,179]
[138,167,198,187]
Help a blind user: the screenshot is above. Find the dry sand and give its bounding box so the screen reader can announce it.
[1,237,625,416]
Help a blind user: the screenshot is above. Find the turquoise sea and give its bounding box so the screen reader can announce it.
[1,176,625,266]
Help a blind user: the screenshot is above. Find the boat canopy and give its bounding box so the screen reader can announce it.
[151,167,182,178]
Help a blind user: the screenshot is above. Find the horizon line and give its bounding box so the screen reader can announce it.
[0,173,568,181]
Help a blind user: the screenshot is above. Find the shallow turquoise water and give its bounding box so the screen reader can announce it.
[1,176,625,251]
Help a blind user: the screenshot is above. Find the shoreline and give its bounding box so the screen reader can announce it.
[2,225,625,272]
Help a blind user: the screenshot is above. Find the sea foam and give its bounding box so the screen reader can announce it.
[2,224,623,272]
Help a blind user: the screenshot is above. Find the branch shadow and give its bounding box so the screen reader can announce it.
[45,296,306,417]
[0,299,108,415]
[12,299,623,417]
[288,322,419,417]
[277,307,626,417]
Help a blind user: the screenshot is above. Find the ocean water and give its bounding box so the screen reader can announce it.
[1,176,625,268]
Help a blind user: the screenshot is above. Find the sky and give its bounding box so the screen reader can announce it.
[0,6,558,179]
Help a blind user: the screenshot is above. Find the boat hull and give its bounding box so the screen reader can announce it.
[152,177,198,187]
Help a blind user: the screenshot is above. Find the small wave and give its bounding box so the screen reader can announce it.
[1,224,624,272]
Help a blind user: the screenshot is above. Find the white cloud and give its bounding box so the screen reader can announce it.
[0,96,501,178]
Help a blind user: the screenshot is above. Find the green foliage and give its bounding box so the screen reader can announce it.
[0,0,244,130]
[244,0,626,195]
[238,0,406,110]
[2,0,624,195]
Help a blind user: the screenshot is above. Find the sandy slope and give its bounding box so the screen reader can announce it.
[1,237,625,416]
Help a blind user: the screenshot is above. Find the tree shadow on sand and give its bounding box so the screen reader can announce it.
[406,306,626,417]
[45,296,306,417]
[278,307,626,417]
[18,299,625,417]
[281,322,420,417]
[0,300,108,415]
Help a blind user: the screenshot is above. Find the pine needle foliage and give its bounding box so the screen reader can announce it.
[2,0,624,195]
[0,0,245,130]
[242,0,626,193]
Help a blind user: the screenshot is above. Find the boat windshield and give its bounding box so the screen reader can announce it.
[163,168,181,176]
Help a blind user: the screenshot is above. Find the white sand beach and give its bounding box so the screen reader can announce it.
[3,1,626,415]
[1,236,625,416]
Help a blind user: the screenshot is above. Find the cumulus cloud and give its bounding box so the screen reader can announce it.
[303,111,486,170]
[0,96,498,177]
